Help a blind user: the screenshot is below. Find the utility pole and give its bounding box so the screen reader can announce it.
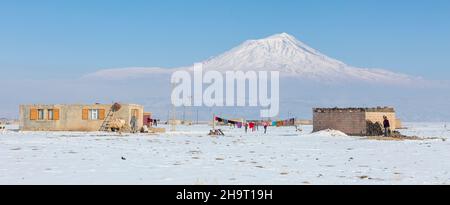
[182,105,186,123]
[170,82,177,131]
[196,108,199,125]
[212,113,216,130]
[166,110,170,123]
[187,95,193,125]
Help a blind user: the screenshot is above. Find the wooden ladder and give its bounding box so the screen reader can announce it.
[99,109,115,132]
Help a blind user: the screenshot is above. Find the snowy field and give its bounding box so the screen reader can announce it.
[1,122,450,185]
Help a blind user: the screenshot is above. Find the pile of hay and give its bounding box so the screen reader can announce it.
[109,118,126,132]
[366,120,384,136]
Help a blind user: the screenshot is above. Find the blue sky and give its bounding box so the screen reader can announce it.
[1,0,449,80]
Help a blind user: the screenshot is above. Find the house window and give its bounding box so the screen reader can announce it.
[89,109,99,120]
[48,109,54,120]
[38,109,45,120]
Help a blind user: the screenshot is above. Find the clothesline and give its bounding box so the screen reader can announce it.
[214,116,296,127]
[272,118,296,127]
[214,116,243,128]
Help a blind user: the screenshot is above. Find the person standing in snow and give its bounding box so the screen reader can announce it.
[244,123,248,133]
[147,117,152,127]
[263,122,268,134]
[249,122,254,132]
[383,116,391,137]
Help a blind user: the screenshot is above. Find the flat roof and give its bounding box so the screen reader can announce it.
[313,107,395,113]
[20,103,144,107]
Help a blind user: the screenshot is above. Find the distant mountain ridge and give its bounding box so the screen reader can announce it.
[86,33,419,85]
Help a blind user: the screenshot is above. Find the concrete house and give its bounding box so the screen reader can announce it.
[313,107,397,136]
[19,103,144,131]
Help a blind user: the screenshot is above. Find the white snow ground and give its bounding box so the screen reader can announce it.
[1,122,449,185]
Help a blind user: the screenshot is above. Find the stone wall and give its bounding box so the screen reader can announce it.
[313,109,366,135]
[313,107,397,136]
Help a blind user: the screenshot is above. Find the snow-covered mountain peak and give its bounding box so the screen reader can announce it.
[258,32,316,52]
[85,33,419,85]
[202,33,347,73]
[199,33,416,84]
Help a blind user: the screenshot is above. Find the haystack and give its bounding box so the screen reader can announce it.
[366,120,384,136]
[109,118,126,132]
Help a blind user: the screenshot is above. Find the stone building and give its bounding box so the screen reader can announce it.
[313,107,397,136]
[19,103,144,132]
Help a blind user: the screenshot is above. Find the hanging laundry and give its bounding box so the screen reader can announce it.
[276,121,282,127]
[249,122,255,131]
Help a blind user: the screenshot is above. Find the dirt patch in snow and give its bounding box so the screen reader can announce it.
[364,131,446,141]
[310,128,444,142]
[365,136,422,141]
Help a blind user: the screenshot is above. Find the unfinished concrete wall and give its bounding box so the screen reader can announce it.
[19,104,144,131]
[313,109,366,135]
[365,111,396,130]
[395,119,403,129]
